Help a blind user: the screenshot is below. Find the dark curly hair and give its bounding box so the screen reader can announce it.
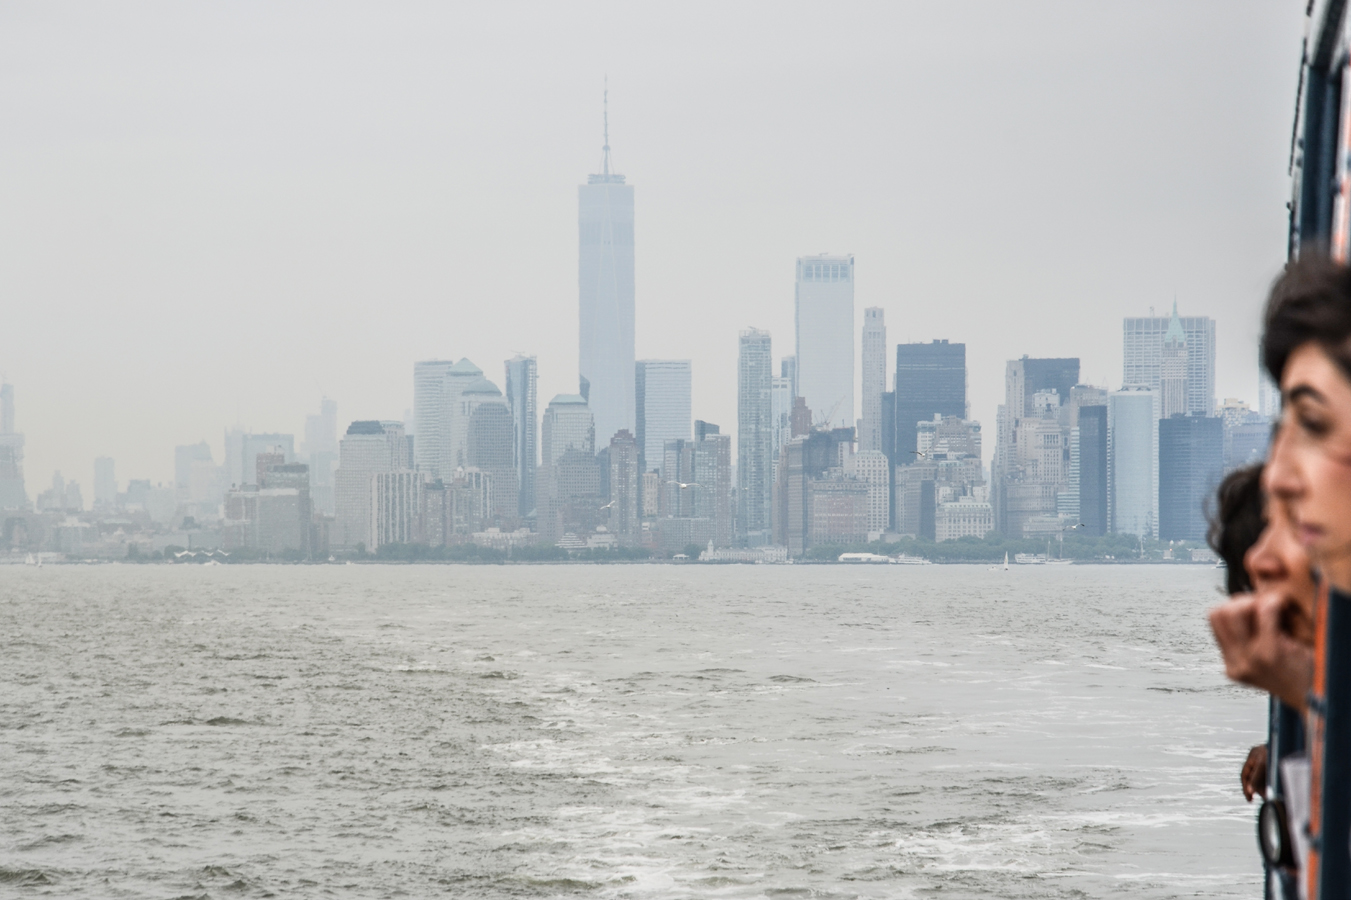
[1263,252,1351,384]
[1207,464,1264,595]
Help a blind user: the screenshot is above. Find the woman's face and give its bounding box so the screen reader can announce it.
[1266,341,1351,584]
[1245,496,1316,643]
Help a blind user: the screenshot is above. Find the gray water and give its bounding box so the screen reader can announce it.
[0,564,1264,899]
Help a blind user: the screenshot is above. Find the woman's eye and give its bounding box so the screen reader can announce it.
[1299,412,1330,436]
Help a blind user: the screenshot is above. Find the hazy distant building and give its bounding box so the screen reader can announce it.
[1077,405,1109,536]
[781,356,797,402]
[660,439,696,519]
[892,340,966,463]
[504,355,538,518]
[229,433,295,488]
[693,426,733,548]
[466,388,519,523]
[174,442,214,502]
[860,307,886,452]
[1219,398,1271,471]
[224,462,312,558]
[795,254,854,429]
[607,430,640,544]
[1108,387,1158,538]
[1159,305,1189,419]
[443,359,485,475]
[0,382,28,510]
[370,471,429,550]
[333,420,407,551]
[935,496,994,542]
[846,449,890,535]
[737,328,775,542]
[635,360,692,474]
[771,375,793,475]
[992,357,1080,535]
[1123,309,1216,417]
[539,394,596,542]
[578,112,636,449]
[777,428,855,556]
[809,477,870,547]
[413,360,456,475]
[93,457,116,509]
[1158,414,1224,542]
[901,416,984,540]
[304,397,339,517]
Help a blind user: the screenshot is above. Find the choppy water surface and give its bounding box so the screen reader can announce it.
[0,564,1263,898]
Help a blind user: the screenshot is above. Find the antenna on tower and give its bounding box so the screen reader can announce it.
[602,75,611,177]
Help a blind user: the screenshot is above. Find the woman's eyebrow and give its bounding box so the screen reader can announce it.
[1286,385,1328,404]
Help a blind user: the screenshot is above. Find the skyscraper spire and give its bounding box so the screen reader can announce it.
[602,76,611,178]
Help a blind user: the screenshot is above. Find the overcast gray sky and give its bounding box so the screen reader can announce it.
[0,2,1306,488]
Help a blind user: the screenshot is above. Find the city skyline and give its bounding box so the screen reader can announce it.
[0,4,1301,489]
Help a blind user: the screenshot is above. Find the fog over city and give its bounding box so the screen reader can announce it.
[0,2,1302,486]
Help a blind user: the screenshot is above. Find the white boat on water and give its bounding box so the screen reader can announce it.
[891,554,932,565]
[24,553,36,566]
[1014,553,1046,565]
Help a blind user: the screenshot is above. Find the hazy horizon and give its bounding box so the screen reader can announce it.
[0,2,1304,488]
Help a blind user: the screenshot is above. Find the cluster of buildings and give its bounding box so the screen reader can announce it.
[0,118,1270,562]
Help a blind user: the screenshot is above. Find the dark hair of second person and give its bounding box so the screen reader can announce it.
[1208,464,1265,595]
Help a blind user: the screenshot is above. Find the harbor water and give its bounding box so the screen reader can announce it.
[0,563,1264,898]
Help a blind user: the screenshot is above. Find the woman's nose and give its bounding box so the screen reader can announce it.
[1262,424,1302,502]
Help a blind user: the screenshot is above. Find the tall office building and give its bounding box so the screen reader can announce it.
[578,97,636,448]
[795,254,854,428]
[466,390,519,522]
[442,359,485,476]
[992,356,1079,534]
[737,328,775,541]
[693,425,733,548]
[1108,387,1158,538]
[304,397,339,517]
[504,355,538,518]
[771,375,793,475]
[607,430,640,544]
[892,340,967,461]
[846,450,891,535]
[175,442,214,502]
[93,457,117,508]
[635,360,691,474]
[333,420,407,551]
[1078,405,1109,536]
[413,361,455,474]
[539,394,596,541]
[1158,414,1224,542]
[860,307,886,451]
[781,356,797,401]
[1123,308,1216,416]
[0,383,27,510]
[1159,306,1189,419]
[370,471,429,550]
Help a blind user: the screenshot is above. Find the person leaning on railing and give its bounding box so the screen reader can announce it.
[1213,252,1351,893]
[1208,464,1277,801]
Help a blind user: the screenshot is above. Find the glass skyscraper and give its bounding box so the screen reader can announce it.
[635,360,691,475]
[578,110,635,449]
[860,307,886,451]
[794,254,854,429]
[504,355,537,518]
[738,328,774,541]
[1108,387,1158,538]
[1123,311,1216,417]
[892,340,967,461]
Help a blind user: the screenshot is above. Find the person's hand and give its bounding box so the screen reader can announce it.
[1241,744,1267,802]
[1209,592,1314,711]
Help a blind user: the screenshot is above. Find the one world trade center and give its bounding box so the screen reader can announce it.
[578,93,635,448]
